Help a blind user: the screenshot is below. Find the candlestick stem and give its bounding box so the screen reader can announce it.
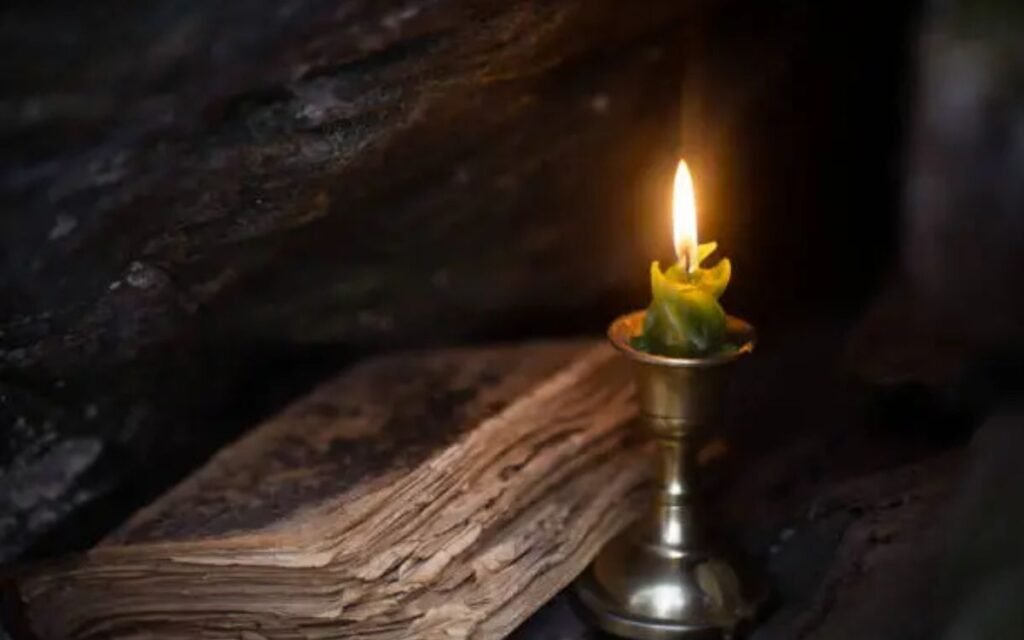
[652,431,699,549]
[657,434,690,501]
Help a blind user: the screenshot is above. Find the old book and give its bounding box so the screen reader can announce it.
[9,340,649,639]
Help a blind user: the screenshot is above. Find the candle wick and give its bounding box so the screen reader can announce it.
[679,249,695,279]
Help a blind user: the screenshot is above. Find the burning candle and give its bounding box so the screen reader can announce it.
[631,159,732,357]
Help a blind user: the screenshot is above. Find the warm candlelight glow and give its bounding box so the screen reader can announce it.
[672,159,699,272]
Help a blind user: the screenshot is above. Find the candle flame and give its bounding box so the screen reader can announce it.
[672,159,699,272]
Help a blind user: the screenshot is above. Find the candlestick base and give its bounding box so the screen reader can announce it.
[573,311,764,639]
[574,526,760,640]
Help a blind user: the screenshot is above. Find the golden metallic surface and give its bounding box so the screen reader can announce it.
[574,311,763,639]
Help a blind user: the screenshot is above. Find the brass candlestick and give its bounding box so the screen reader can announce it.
[574,311,763,639]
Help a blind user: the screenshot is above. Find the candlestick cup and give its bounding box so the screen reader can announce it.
[574,310,763,639]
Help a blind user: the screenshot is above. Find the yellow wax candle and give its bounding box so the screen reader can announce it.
[632,160,732,357]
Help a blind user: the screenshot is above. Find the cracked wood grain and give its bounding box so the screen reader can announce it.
[10,340,649,639]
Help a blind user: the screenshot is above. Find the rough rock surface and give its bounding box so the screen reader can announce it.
[0,0,703,562]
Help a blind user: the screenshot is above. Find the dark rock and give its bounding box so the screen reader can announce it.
[933,408,1024,640]
[846,0,1024,452]
[0,0,702,562]
[903,0,1024,353]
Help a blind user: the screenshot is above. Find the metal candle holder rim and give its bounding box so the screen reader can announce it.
[607,310,756,368]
